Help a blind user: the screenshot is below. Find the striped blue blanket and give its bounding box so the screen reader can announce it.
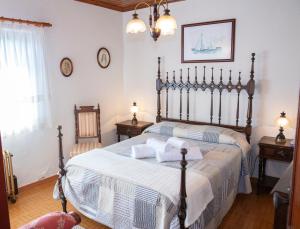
[54,128,251,229]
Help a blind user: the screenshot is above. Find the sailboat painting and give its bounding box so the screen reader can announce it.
[191,33,222,54]
[182,19,235,63]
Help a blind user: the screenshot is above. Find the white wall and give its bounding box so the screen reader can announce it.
[123,0,300,177]
[0,0,124,186]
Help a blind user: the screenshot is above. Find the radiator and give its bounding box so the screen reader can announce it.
[2,150,17,203]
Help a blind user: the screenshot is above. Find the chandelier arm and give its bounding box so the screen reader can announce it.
[134,2,152,15]
[158,0,168,9]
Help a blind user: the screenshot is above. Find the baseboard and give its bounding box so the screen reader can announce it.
[19,175,58,192]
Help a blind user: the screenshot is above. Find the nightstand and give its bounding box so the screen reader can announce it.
[116,120,153,142]
[257,136,294,194]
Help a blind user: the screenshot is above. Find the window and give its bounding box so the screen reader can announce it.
[0,22,51,136]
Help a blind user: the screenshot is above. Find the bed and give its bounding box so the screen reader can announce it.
[54,53,256,229]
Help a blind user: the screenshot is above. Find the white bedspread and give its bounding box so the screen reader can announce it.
[67,148,214,227]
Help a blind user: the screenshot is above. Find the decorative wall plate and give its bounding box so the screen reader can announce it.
[60,57,73,77]
[97,48,111,69]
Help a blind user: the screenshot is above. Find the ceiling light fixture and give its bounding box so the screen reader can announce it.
[126,0,177,41]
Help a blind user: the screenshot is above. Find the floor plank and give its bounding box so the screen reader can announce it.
[8,177,274,228]
[220,192,274,229]
[9,177,107,229]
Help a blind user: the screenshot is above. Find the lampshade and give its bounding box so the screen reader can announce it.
[156,9,177,36]
[277,112,288,127]
[126,13,146,34]
[130,102,138,113]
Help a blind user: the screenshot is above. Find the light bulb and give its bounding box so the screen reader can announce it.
[156,9,177,36]
[277,112,288,127]
[126,13,146,34]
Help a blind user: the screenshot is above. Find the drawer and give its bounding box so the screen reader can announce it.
[260,147,293,162]
[117,126,141,136]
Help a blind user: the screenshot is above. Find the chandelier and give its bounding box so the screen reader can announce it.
[126,0,177,41]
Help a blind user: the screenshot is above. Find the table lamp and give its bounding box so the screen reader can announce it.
[275,112,288,144]
[130,102,138,125]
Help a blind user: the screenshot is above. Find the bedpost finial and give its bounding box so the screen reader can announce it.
[180,69,183,80]
[157,57,161,79]
[181,148,187,156]
[250,53,255,79]
[220,69,223,81]
[180,148,188,168]
[57,125,63,137]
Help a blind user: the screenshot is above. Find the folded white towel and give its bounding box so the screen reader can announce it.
[131,144,156,159]
[166,137,195,149]
[146,138,172,153]
[156,146,203,162]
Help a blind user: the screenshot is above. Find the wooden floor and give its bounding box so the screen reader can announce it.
[9,176,274,229]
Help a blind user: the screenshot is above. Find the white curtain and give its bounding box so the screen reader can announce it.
[0,22,51,136]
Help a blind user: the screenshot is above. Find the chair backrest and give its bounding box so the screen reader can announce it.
[74,104,101,144]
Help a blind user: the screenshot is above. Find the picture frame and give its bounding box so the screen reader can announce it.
[181,19,236,63]
[97,47,111,69]
[60,57,73,77]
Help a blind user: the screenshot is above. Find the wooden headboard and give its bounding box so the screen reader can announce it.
[156,53,255,143]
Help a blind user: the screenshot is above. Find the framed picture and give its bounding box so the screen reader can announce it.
[181,19,236,63]
[97,47,111,69]
[60,57,73,77]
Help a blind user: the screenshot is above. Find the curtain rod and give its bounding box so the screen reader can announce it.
[0,17,52,27]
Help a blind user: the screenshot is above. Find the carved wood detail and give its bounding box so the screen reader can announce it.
[156,53,256,143]
[57,126,67,213]
[178,148,187,229]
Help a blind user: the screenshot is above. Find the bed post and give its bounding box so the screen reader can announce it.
[74,105,79,144]
[245,53,255,143]
[178,148,187,229]
[97,104,101,143]
[57,125,67,213]
[156,57,162,123]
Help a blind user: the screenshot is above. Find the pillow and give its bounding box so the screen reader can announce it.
[144,121,250,154]
[143,121,186,137]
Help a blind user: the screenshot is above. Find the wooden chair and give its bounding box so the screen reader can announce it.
[70,105,102,158]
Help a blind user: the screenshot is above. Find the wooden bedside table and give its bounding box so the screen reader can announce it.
[116,120,153,142]
[257,136,294,194]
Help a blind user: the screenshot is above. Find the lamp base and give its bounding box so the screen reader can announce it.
[132,114,138,125]
[275,127,286,144]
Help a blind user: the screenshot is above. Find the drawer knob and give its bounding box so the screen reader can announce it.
[277,151,286,157]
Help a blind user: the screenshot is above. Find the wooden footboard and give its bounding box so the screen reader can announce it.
[57,126,188,228]
[57,125,67,213]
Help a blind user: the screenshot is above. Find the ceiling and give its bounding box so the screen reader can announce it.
[75,0,184,12]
